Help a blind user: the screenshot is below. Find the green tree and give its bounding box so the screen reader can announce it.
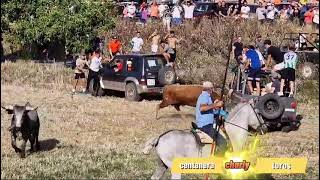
[1,0,116,53]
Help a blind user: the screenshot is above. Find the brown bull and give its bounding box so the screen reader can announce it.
[155,85,221,119]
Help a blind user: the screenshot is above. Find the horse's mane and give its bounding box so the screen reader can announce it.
[226,102,249,121]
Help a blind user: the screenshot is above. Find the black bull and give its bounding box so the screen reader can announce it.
[2,102,40,158]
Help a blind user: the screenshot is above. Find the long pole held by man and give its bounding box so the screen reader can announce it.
[204,33,234,180]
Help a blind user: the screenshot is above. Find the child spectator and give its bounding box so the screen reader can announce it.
[72,54,87,94]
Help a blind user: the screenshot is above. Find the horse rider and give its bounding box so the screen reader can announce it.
[195,81,226,138]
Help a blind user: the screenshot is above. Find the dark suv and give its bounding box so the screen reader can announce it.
[95,54,176,101]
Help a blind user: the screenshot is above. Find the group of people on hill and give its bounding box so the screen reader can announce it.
[121,0,319,31]
[232,35,299,97]
[108,30,181,67]
[71,29,182,95]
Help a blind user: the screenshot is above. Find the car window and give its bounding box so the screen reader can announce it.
[126,57,139,72]
[195,4,209,12]
[145,56,165,71]
[113,58,124,73]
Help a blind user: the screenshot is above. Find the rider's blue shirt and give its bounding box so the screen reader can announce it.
[196,91,215,128]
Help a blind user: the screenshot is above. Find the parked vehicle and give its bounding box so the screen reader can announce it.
[279,32,319,80]
[229,67,303,132]
[193,2,217,18]
[90,54,177,101]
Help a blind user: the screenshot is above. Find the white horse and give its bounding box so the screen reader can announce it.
[143,102,267,179]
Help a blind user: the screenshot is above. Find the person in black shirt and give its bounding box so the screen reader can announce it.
[219,0,229,17]
[264,39,284,71]
[232,36,243,64]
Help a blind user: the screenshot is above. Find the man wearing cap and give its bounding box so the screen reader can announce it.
[196,81,224,138]
[108,36,122,58]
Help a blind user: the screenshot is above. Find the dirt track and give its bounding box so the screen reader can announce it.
[1,84,319,179]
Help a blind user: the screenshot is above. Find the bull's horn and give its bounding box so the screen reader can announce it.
[25,102,31,107]
[1,105,13,110]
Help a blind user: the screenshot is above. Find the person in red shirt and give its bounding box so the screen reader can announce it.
[108,36,122,58]
[114,60,123,72]
[304,8,314,30]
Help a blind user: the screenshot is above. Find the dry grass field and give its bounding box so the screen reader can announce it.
[1,61,319,179]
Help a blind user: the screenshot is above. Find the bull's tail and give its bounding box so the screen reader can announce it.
[142,136,159,155]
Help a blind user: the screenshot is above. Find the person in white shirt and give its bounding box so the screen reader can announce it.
[256,2,267,23]
[158,3,168,18]
[86,49,103,96]
[240,1,251,19]
[127,1,137,18]
[266,3,279,23]
[131,31,144,53]
[182,0,196,20]
[172,4,183,25]
[313,6,319,29]
[162,7,172,32]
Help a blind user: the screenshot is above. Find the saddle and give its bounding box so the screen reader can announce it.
[191,122,214,144]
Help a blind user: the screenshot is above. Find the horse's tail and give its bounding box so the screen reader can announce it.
[142,136,159,155]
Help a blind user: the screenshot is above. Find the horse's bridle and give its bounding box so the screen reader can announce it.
[223,101,267,136]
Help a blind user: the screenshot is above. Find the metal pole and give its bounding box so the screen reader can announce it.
[204,32,234,180]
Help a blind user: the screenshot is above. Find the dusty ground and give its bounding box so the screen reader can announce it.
[1,83,318,179]
[0,61,319,179]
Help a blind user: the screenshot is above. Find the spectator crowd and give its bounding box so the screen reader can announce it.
[121,0,319,31]
[70,0,319,97]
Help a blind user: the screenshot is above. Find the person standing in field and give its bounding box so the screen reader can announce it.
[232,36,243,64]
[172,3,183,26]
[86,49,102,96]
[108,36,122,58]
[131,31,144,53]
[148,30,161,53]
[182,0,196,21]
[72,54,87,94]
[127,1,137,20]
[243,45,262,96]
[150,0,159,22]
[240,0,250,20]
[278,44,298,97]
[256,2,267,24]
[162,6,172,32]
[164,30,181,67]
[264,39,284,71]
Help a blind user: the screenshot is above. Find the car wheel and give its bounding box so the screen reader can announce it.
[125,82,141,101]
[158,66,176,85]
[298,62,318,80]
[256,94,284,120]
